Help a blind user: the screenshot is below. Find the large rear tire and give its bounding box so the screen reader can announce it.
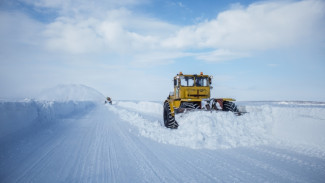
[163,102,179,129]
[223,101,239,112]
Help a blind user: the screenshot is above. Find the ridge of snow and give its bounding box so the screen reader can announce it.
[37,84,105,102]
[0,100,96,138]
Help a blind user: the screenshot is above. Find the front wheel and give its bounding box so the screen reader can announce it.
[163,102,179,129]
[223,101,239,112]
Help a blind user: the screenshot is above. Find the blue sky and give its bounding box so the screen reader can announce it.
[1,0,325,101]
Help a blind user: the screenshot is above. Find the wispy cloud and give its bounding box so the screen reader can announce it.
[42,8,178,55]
[1,0,325,100]
[196,49,250,62]
[162,0,325,56]
[2,0,324,64]
[267,63,278,68]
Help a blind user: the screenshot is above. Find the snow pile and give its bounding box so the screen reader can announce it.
[38,84,105,102]
[174,109,273,149]
[109,101,325,150]
[0,99,95,138]
[1,84,107,138]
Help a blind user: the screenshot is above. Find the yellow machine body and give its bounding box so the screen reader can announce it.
[165,72,236,116]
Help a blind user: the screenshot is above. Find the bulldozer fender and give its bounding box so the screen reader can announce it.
[164,100,175,116]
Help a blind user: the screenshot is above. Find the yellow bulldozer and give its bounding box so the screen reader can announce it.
[163,72,243,129]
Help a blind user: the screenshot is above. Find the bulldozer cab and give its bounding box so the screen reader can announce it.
[173,72,212,100]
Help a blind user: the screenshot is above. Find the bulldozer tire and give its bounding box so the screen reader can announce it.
[163,102,179,129]
[223,101,239,112]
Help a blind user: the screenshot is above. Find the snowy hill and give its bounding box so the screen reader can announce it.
[37,84,105,102]
[1,85,325,182]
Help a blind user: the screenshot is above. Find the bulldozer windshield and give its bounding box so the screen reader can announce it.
[195,77,209,86]
[179,76,209,87]
[180,76,194,86]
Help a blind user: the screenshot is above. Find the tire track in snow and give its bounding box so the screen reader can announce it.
[254,146,325,170]
[14,135,67,182]
[66,106,119,182]
[6,106,119,182]
[250,146,325,182]
[223,147,315,183]
[68,116,98,182]
[113,118,169,182]
[163,150,221,183]
[1,118,75,183]
[197,150,264,182]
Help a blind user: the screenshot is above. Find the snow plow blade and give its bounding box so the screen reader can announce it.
[174,105,247,115]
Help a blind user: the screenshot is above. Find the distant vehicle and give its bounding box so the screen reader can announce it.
[164,72,244,129]
[105,97,112,105]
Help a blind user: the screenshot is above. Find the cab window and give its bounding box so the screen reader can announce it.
[195,77,208,86]
[180,76,194,86]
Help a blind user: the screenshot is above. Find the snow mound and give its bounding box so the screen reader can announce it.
[109,101,325,150]
[174,110,273,149]
[38,84,105,102]
[0,100,95,138]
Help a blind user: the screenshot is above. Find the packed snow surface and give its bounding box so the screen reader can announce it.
[1,86,325,182]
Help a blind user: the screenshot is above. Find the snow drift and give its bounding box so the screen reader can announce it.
[38,84,105,103]
[110,101,325,150]
[0,99,95,138]
[0,85,104,138]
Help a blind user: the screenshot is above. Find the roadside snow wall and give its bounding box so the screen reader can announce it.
[0,99,96,138]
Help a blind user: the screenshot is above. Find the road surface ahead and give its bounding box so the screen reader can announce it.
[1,104,324,182]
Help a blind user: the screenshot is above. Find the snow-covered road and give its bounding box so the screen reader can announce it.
[1,100,325,182]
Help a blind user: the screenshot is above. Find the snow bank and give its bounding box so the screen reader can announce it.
[1,84,105,138]
[0,100,96,138]
[38,84,105,103]
[109,101,325,150]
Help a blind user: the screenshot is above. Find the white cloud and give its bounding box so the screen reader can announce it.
[21,0,148,10]
[0,11,46,61]
[162,0,325,55]
[132,51,191,67]
[0,11,43,46]
[267,63,278,68]
[43,17,104,53]
[196,49,250,62]
[41,8,178,55]
[178,2,185,8]
[2,0,325,63]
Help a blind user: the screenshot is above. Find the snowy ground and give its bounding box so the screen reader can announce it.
[1,85,325,182]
